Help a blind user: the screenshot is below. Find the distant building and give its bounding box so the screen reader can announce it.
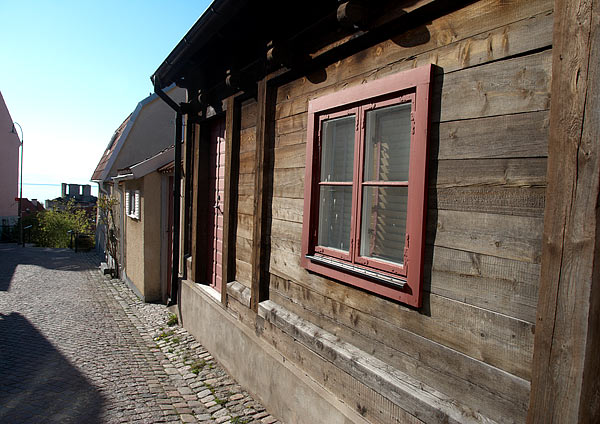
[45,183,97,212]
[17,198,45,217]
[0,91,20,229]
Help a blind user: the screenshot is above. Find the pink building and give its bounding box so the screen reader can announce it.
[0,92,20,226]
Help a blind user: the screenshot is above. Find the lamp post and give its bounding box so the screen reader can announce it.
[11,122,23,247]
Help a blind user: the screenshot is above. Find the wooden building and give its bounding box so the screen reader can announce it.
[151,0,599,422]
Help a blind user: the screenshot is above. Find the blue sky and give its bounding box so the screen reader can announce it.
[1,0,211,202]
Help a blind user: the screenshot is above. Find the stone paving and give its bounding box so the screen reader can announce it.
[0,244,281,424]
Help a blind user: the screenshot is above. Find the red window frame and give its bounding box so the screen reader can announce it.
[301,64,433,307]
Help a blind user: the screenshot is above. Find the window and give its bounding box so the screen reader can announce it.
[301,65,432,307]
[125,190,140,220]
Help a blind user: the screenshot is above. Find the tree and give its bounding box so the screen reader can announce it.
[36,200,94,248]
[97,195,120,277]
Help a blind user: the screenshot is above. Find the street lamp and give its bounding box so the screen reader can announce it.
[10,122,23,247]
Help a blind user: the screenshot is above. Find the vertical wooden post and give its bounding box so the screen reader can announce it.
[222,96,241,304]
[528,0,600,422]
[251,78,275,312]
[182,111,196,276]
[190,120,203,283]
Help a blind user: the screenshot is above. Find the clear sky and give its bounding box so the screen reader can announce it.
[1,0,211,203]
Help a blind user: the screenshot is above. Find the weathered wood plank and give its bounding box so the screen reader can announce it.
[268,245,535,380]
[222,96,240,303]
[433,158,547,189]
[251,78,275,311]
[432,111,549,160]
[273,50,552,141]
[428,209,544,263]
[275,6,553,118]
[256,311,426,424]
[275,129,305,149]
[240,100,257,130]
[271,197,304,224]
[426,246,540,323]
[434,50,552,122]
[269,217,540,323]
[528,0,600,422]
[236,235,252,264]
[240,127,256,154]
[260,299,496,424]
[270,280,529,423]
[273,143,306,169]
[235,259,252,288]
[239,150,255,174]
[270,205,544,265]
[237,193,254,217]
[237,213,253,240]
[431,185,546,218]
[272,168,305,199]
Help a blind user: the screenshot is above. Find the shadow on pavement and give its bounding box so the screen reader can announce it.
[0,245,100,292]
[0,312,105,423]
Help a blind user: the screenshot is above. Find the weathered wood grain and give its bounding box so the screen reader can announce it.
[251,78,274,311]
[272,168,305,199]
[432,111,549,160]
[256,312,426,424]
[433,158,547,189]
[528,0,600,422]
[277,0,553,106]
[434,50,552,122]
[270,281,529,423]
[235,259,252,288]
[428,209,544,263]
[271,197,305,224]
[260,299,499,424]
[426,246,540,323]
[237,213,253,240]
[236,235,252,264]
[430,186,546,218]
[241,100,257,130]
[240,127,256,154]
[273,143,306,169]
[268,245,535,380]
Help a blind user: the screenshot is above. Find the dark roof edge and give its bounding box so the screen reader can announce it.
[151,0,247,89]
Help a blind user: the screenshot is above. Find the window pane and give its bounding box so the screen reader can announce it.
[360,186,408,265]
[364,103,411,182]
[318,186,353,252]
[320,115,355,182]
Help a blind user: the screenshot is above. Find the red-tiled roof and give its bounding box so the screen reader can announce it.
[91,114,132,181]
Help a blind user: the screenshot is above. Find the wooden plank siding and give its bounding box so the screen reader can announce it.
[235,98,257,289]
[226,1,556,423]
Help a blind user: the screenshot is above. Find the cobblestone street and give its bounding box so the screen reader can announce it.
[0,245,280,424]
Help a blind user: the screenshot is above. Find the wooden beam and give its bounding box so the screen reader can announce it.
[182,109,196,271]
[189,120,201,283]
[528,0,600,422]
[251,78,275,311]
[221,95,241,304]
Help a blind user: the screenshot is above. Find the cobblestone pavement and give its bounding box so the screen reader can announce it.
[0,245,281,424]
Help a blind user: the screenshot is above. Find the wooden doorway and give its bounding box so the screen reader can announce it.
[205,116,226,292]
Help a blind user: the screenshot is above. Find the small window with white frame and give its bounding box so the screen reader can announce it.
[125,190,140,220]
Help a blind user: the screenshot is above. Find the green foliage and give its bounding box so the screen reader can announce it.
[97,195,120,275]
[167,313,178,326]
[190,359,207,374]
[35,200,95,248]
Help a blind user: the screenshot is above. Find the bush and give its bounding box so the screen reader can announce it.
[35,201,95,248]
